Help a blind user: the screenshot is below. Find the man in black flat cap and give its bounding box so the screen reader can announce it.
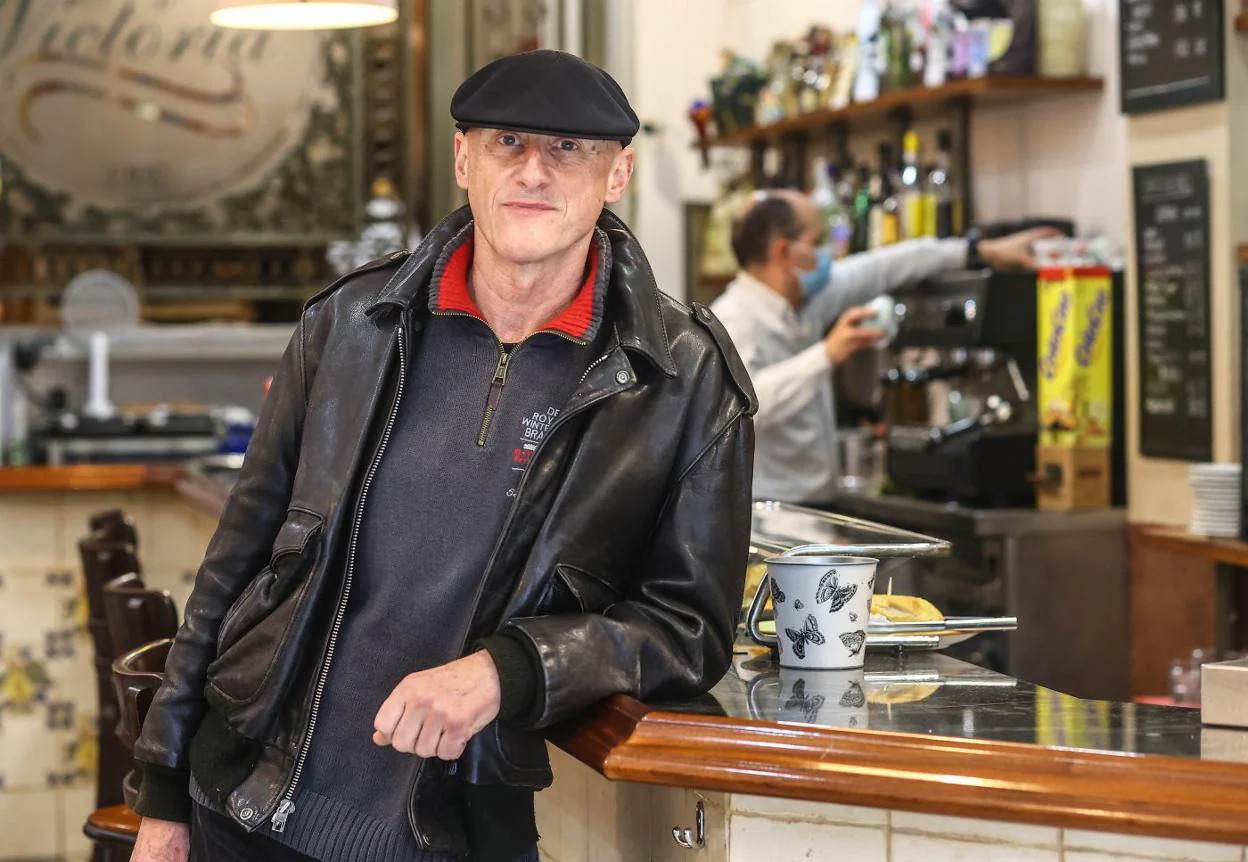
[130,50,756,862]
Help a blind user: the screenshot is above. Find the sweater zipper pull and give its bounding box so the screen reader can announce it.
[271,799,296,833]
[477,349,511,447]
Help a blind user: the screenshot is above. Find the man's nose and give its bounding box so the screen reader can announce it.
[515,145,552,188]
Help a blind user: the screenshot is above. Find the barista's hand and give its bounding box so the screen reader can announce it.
[824,305,884,365]
[131,818,189,862]
[977,226,1062,270]
[373,650,501,761]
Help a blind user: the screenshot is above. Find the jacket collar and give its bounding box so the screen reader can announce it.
[367,205,677,376]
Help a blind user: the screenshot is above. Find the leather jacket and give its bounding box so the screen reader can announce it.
[133,206,758,855]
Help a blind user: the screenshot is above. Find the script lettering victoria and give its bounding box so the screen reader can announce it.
[0,0,326,210]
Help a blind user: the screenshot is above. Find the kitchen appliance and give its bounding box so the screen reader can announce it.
[880,269,1039,507]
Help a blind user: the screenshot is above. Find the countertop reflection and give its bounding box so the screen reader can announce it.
[650,647,1248,765]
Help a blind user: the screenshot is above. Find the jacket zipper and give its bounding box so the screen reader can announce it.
[476,349,511,447]
[271,326,408,833]
[406,346,626,847]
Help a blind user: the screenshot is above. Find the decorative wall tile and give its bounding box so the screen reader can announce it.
[728,813,887,862]
[890,833,1060,862]
[0,787,61,858]
[891,811,1060,847]
[1062,830,1244,862]
[0,568,77,648]
[732,793,887,826]
[0,494,64,566]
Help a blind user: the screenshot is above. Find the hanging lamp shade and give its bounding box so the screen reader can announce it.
[210,0,398,30]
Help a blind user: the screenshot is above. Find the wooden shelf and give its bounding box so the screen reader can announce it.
[1135,525,1248,569]
[707,75,1105,146]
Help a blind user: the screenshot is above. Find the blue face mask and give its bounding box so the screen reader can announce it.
[798,246,834,300]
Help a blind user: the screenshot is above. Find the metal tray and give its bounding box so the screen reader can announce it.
[750,500,952,560]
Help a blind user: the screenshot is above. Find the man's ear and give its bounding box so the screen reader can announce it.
[769,235,792,266]
[454,131,469,190]
[603,146,635,205]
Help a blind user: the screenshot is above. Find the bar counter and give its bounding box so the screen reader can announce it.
[5,466,1248,861]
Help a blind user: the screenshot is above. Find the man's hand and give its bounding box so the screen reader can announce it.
[131,818,190,862]
[373,650,502,761]
[977,226,1062,270]
[824,305,884,365]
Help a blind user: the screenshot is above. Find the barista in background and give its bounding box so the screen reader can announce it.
[710,189,1054,505]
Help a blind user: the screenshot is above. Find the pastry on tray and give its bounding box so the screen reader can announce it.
[869,594,943,624]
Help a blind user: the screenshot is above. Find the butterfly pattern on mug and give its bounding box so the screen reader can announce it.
[816,570,857,613]
[839,681,866,708]
[848,612,858,622]
[839,630,867,657]
[771,582,786,604]
[793,599,804,610]
[785,613,826,660]
[783,678,825,723]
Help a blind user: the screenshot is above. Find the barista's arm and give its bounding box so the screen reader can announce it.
[803,238,969,333]
[748,343,836,431]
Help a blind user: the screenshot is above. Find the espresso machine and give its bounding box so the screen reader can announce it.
[880,269,1038,507]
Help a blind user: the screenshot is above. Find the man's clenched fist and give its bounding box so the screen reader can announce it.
[372,650,502,761]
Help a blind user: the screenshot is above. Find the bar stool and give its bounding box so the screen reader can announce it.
[102,574,179,666]
[89,510,140,549]
[84,639,173,862]
[79,534,143,816]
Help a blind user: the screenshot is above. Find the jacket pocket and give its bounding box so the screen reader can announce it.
[548,563,621,615]
[206,509,324,709]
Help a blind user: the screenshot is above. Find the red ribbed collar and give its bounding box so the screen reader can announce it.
[428,229,606,344]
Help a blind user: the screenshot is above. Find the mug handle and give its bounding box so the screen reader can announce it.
[746,570,778,647]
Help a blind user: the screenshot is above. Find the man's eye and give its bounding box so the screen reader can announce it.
[556,139,580,152]
[499,134,520,146]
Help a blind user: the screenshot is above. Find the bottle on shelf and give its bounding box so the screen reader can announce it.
[810,157,852,260]
[834,162,859,258]
[899,130,924,240]
[925,128,958,238]
[869,143,901,249]
[854,0,884,103]
[852,165,873,255]
[923,0,952,87]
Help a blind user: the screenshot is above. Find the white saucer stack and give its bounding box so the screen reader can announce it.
[1189,464,1242,538]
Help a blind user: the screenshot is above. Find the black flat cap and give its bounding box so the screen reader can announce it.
[451,49,639,145]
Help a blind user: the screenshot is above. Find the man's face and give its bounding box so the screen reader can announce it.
[454,129,634,265]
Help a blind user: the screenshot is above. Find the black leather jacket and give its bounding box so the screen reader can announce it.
[133,207,757,854]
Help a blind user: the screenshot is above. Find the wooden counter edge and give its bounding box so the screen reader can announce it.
[549,695,1248,846]
[1133,523,1248,569]
[0,464,185,493]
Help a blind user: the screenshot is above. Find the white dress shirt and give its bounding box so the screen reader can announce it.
[710,237,969,503]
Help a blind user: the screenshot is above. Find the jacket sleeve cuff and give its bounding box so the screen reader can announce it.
[133,763,192,823]
[479,632,544,722]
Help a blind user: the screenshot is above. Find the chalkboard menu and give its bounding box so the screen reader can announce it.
[1120,0,1224,114]
[1133,159,1212,462]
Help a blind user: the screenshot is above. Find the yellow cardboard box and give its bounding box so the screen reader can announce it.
[1038,267,1112,447]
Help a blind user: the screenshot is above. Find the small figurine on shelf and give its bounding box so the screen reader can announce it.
[757,41,798,125]
[709,50,768,135]
[688,99,714,168]
[799,25,836,113]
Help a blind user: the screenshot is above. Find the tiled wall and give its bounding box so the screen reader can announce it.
[0,491,217,861]
[537,746,1248,862]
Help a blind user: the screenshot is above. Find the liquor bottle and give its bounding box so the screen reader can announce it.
[869,144,901,249]
[834,163,859,258]
[810,157,851,260]
[852,165,873,254]
[899,130,924,240]
[926,129,957,238]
